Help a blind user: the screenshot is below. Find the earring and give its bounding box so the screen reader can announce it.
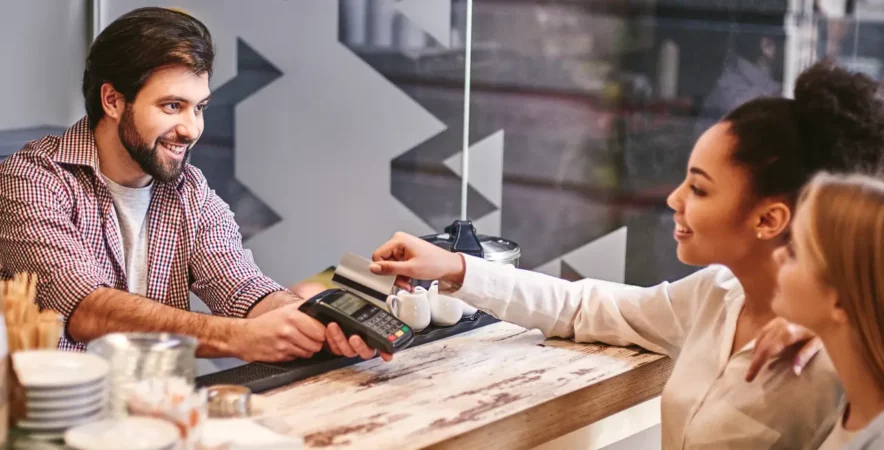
[757,232,763,239]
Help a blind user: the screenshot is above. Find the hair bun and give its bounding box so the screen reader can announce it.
[792,60,884,174]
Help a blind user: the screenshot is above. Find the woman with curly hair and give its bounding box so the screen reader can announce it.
[370,61,884,449]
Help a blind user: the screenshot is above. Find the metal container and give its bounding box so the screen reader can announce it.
[206,385,252,418]
[421,220,521,267]
[86,332,197,417]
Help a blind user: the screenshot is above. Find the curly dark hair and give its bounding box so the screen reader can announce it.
[82,7,215,128]
[723,60,884,203]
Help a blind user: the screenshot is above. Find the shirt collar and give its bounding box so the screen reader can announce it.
[53,117,98,169]
[53,116,186,190]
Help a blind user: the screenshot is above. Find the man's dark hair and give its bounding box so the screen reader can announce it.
[82,7,214,127]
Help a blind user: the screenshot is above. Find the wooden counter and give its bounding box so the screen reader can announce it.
[257,321,674,450]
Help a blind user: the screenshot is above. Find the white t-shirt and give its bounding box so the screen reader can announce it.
[103,175,153,296]
[819,405,858,450]
[453,255,844,449]
[846,411,884,449]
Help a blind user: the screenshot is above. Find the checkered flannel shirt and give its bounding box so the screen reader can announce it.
[0,117,286,351]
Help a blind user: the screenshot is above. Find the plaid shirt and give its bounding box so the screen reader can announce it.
[0,117,285,351]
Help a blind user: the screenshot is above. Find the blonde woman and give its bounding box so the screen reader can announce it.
[773,172,884,449]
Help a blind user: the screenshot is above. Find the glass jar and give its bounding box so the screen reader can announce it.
[86,333,197,417]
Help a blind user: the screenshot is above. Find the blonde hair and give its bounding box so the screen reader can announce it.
[798,172,884,390]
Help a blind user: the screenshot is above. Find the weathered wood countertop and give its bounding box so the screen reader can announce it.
[257,321,674,450]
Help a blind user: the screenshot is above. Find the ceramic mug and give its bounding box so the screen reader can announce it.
[427,281,463,326]
[427,280,477,317]
[460,301,478,317]
[385,288,431,332]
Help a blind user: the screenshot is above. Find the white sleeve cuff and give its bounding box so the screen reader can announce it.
[452,254,514,311]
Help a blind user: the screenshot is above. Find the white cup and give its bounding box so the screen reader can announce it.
[427,280,477,316]
[427,281,463,326]
[385,288,431,332]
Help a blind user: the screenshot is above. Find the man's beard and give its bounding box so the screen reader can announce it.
[118,105,192,182]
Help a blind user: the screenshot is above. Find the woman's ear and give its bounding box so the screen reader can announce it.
[755,200,792,241]
[828,287,851,325]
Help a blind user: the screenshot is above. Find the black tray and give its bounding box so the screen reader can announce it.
[195,312,499,393]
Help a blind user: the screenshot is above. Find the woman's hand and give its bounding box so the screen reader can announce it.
[745,317,822,382]
[370,232,466,291]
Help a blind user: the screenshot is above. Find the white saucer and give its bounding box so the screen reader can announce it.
[23,431,67,442]
[65,417,180,450]
[25,402,105,420]
[13,350,109,389]
[26,380,107,400]
[18,407,105,430]
[28,389,108,411]
[25,375,107,393]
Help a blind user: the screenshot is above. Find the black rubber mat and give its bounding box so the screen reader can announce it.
[195,312,500,393]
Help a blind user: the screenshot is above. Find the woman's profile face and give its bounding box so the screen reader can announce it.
[666,123,768,267]
[772,203,837,332]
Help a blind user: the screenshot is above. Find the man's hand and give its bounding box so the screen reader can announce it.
[246,290,393,362]
[233,303,327,362]
[325,322,393,362]
[745,317,822,382]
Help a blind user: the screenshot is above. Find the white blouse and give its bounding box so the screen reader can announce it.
[452,255,844,450]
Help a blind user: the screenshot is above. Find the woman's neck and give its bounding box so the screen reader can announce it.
[728,255,778,321]
[820,330,884,432]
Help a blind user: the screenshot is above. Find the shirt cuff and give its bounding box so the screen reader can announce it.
[46,271,107,320]
[47,268,110,345]
[227,277,286,318]
[449,254,513,311]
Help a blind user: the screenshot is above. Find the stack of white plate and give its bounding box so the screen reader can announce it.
[12,350,110,440]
